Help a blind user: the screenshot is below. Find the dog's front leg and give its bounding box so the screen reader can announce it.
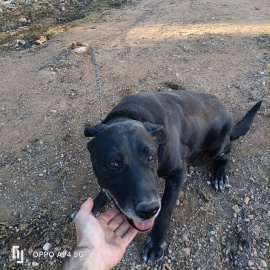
[143,166,186,265]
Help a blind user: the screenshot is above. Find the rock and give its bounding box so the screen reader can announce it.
[43,242,52,251]
[3,0,15,5]
[32,262,39,267]
[135,265,141,269]
[16,39,26,45]
[248,260,254,266]
[19,17,27,23]
[164,264,172,270]
[258,259,267,268]
[232,205,240,213]
[244,195,250,205]
[72,45,89,54]
[182,247,191,256]
[182,233,190,242]
[35,36,47,45]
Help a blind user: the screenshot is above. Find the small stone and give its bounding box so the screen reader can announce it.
[176,200,180,206]
[164,264,172,270]
[32,262,39,267]
[135,265,141,269]
[258,259,267,268]
[19,17,27,23]
[182,233,190,242]
[72,44,89,54]
[16,39,26,45]
[35,36,47,45]
[248,260,254,266]
[232,205,240,214]
[244,195,250,205]
[182,248,191,256]
[43,242,52,251]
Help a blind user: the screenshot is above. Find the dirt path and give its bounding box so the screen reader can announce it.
[0,0,269,269]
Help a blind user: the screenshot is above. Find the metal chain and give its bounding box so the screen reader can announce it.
[91,47,103,123]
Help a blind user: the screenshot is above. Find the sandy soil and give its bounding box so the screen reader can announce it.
[0,0,269,269]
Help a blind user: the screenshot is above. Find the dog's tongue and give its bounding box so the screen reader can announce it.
[133,219,155,231]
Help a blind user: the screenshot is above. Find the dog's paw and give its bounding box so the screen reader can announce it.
[212,174,230,191]
[142,236,166,265]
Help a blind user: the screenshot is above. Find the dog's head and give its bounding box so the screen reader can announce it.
[85,120,167,231]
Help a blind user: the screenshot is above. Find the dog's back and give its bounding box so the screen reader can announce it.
[103,90,233,159]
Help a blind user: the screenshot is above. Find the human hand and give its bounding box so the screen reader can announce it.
[62,198,138,270]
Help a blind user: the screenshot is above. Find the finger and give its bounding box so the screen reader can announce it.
[97,207,120,224]
[107,212,126,232]
[121,227,138,246]
[75,198,94,222]
[114,219,132,237]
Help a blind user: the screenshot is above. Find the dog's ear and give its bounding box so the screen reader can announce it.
[84,124,107,137]
[143,122,167,144]
[85,124,107,153]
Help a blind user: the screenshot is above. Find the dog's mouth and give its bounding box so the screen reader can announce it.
[102,188,156,231]
[124,215,155,232]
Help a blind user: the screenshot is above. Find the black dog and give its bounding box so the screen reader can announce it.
[84,90,261,264]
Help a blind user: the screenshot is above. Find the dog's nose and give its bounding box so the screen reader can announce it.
[135,201,160,220]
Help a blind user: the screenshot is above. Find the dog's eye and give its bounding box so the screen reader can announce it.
[147,155,155,163]
[109,162,119,168]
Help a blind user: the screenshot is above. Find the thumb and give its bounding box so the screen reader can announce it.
[78,197,94,215]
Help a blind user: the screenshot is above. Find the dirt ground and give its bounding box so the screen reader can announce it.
[0,0,269,269]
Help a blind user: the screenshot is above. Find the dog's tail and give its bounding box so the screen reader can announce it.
[230,101,262,141]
